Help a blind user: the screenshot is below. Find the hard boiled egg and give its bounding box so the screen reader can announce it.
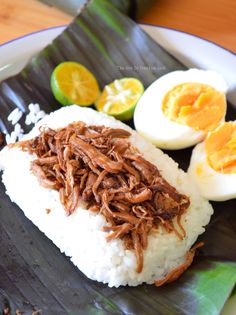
[134,69,228,149]
[188,122,236,201]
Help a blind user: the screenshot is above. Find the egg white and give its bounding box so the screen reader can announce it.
[134,69,228,150]
[188,141,236,201]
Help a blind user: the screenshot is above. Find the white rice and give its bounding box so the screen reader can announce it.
[5,123,24,144]
[7,108,23,125]
[25,103,46,125]
[0,105,213,287]
[5,103,46,144]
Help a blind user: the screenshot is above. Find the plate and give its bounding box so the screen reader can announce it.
[0,25,235,314]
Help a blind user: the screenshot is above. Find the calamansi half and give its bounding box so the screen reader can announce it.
[51,61,100,106]
[95,78,144,121]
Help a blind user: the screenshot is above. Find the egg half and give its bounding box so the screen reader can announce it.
[188,121,236,201]
[134,69,228,149]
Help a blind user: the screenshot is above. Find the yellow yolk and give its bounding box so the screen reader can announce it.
[205,122,236,174]
[162,83,226,132]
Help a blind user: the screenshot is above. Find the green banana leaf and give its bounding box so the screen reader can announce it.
[0,0,235,314]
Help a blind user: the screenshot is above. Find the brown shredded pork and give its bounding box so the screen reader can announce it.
[19,121,190,273]
[0,131,4,146]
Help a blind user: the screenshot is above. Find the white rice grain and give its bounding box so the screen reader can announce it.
[29,103,40,114]
[25,103,46,125]
[7,108,23,125]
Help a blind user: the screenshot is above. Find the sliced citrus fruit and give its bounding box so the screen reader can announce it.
[51,61,100,106]
[95,78,144,121]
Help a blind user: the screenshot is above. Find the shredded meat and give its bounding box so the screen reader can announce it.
[19,121,190,274]
[70,136,123,173]
[155,242,204,286]
[0,132,4,146]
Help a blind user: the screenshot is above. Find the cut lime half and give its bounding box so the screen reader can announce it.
[51,61,100,106]
[95,78,144,121]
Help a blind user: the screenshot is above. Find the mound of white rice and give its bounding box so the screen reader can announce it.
[0,105,213,287]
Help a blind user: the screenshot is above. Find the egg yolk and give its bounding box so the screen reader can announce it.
[162,83,226,131]
[205,122,236,174]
